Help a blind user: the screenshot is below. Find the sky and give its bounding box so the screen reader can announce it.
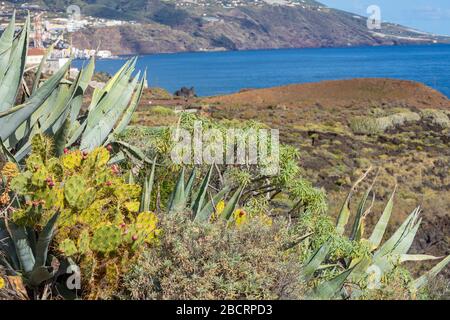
[319,0,450,35]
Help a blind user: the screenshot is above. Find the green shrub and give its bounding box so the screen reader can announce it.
[122,213,306,300]
[349,116,382,135]
[381,112,421,128]
[420,109,450,128]
[350,112,421,135]
[149,87,173,100]
[150,106,175,116]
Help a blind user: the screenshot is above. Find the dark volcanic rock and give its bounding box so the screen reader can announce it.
[174,87,197,98]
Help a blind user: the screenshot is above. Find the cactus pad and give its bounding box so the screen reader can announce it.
[91,225,122,253]
[64,175,87,208]
[59,239,78,256]
[62,150,83,171]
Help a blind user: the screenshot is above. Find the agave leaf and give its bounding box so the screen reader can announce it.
[26,227,37,258]
[336,201,350,236]
[168,168,186,213]
[192,166,213,217]
[0,15,29,113]
[89,57,136,110]
[42,65,93,138]
[0,59,72,141]
[0,137,17,164]
[374,207,420,258]
[66,120,87,147]
[108,69,146,140]
[80,69,139,151]
[108,150,126,165]
[195,187,230,223]
[348,256,373,283]
[335,168,371,235]
[0,219,20,270]
[398,254,442,263]
[111,140,155,165]
[410,255,450,291]
[368,187,396,250]
[350,177,376,241]
[7,221,35,274]
[302,241,331,281]
[0,255,17,275]
[0,12,16,78]
[29,266,56,287]
[32,42,55,94]
[221,184,245,221]
[185,168,197,201]
[87,59,135,117]
[54,119,72,156]
[69,57,95,123]
[309,267,354,300]
[34,212,59,268]
[13,82,74,161]
[140,157,157,213]
[390,218,422,255]
[123,170,135,185]
[0,12,15,51]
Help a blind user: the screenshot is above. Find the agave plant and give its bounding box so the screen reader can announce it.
[0,212,59,291]
[139,162,245,222]
[0,13,145,163]
[304,169,450,299]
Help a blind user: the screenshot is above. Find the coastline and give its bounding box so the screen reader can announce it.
[81,42,450,60]
[74,44,450,98]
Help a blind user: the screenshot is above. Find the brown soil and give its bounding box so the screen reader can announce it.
[203,78,450,110]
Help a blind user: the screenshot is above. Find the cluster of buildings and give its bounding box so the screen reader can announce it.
[172,0,322,9]
[0,2,124,69]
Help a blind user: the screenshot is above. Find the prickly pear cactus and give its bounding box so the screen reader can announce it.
[4,133,160,298]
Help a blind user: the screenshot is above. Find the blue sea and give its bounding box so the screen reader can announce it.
[74,44,450,97]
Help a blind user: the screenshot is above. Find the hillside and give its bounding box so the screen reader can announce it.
[12,0,450,54]
[205,79,450,272]
[132,78,450,276]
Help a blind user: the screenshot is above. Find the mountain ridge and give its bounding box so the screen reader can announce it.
[10,0,450,54]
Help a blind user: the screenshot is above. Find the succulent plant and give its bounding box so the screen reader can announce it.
[304,170,450,299]
[140,162,246,223]
[0,212,59,288]
[0,14,145,163]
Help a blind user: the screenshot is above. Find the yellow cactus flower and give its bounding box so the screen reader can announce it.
[0,277,5,289]
[210,200,225,221]
[1,162,19,179]
[216,200,225,215]
[233,208,248,227]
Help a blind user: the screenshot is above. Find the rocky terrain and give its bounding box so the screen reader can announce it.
[15,0,450,54]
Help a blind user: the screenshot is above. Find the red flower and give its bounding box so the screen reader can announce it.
[111,164,120,175]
